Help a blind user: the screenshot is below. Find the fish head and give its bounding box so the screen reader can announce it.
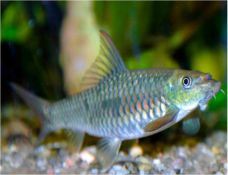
[166,70,221,111]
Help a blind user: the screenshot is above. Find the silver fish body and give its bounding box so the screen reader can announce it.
[11,31,221,171]
[47,69,173,140]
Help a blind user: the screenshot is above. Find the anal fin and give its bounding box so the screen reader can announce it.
[97,138,122,172]
[65,130,85,152]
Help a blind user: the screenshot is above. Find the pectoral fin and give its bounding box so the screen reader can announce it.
[182,117,200,135]
[144,111,178,133]
[97,138,122,172]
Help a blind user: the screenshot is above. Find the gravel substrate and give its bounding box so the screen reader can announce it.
[1,130,227,174]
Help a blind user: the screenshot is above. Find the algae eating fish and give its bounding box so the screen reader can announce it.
[11,31,221,171]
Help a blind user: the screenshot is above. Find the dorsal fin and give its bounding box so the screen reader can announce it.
[80,31,127,91]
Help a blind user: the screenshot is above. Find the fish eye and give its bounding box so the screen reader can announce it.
[182,76,192,88]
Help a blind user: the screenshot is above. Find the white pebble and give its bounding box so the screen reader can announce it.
[80,150,95,164]
[130,145,143,157]
[153,158,161,165]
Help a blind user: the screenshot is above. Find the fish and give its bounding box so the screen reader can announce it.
[11,31,221,171]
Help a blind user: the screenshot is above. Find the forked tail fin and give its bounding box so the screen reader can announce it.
[11,83,86,150]
[10,83,50,120]
[10,83,51,144]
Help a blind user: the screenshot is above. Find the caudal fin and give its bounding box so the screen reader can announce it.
[10,83,51,144]
[10,83,49,119]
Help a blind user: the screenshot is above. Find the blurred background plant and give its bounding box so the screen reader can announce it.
[1,1,227,148]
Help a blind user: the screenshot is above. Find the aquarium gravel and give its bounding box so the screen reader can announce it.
[1,130,227,174]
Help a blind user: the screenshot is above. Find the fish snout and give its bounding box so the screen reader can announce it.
[200,74,221,95]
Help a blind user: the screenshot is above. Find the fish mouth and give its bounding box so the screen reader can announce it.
[198,81,221,111]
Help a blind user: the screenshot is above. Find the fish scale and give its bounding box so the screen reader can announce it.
[11,31,221,171]
[86,77,163,137]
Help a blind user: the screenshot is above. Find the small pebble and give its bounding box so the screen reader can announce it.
[176,147,189,159]
[80,149,95,164]
[53,166,61,175]
[139,170,146,175]
[153,158,161,165]
[109,165,129,175]
[153,158,165,172]
[137,156,151,165]
[163,169,176,175]
[90,168,98,174]
[7,152,25,168]
[47,167,54,175]
[212,146,220,155]
[138,163,152,172]
[163,157,174,169]
[63,157,74,168]
[129,145,143,157]
[172,157,185,170]
[36,157,47,171]
[34,145,51,157]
